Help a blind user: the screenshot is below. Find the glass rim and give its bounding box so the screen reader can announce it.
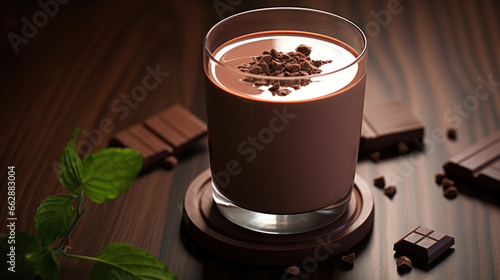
[203,7,367,81]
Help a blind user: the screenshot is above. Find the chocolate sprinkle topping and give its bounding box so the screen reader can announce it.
[237,44,332,96]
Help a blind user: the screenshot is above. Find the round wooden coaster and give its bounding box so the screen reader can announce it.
[183,169,374,266]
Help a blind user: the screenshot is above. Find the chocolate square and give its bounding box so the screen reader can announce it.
[394,226,455,265]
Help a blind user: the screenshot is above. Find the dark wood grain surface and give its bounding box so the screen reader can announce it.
[1,0,499,279]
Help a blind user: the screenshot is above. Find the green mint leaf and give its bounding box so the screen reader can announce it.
[25,248,60,280]
[1,231,40,279]
[90,243,177,280]
[34,195,75,248]
[81,148,142,203]
[59,127,84,195]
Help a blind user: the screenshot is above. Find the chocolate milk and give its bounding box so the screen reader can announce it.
[205,31,367,214]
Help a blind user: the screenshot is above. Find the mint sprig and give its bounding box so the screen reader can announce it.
[0,127,177,279]
[58,128,84,195]
[34,195,75,248]
[81,148,143,203]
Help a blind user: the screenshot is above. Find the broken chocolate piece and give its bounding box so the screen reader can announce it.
[447,128,457,140]
[341,253,355,264]
[393,226,455,265]
[295,44,312,56]
[384,185,397,198]
[360,100,424,156]
[435,173,445,186]
[373,176,385,188]
[110,104,207,172]
[441,178,455,190]
[396,256,412,271]
[443,130,500,192]
[283,266,300,276]
[443,186,458,199]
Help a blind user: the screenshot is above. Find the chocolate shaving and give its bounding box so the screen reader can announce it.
[237,44,332,96]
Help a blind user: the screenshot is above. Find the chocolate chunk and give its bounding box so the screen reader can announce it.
[236,63,250,70]
[257,62,269,74]
[360,100,424,156]
[269,61,282,71]
[373,176,385,188]
[259,54,272,64]
[447,128,457,140]
[269,83,279,91]
[341,253,355,264]
[396,256,412,271]
[110,104,207,172]
[383,185,397,198]
[444,186,458,199]
[283,266,300,276]
[300,60,311,70]
[443,130,500,192]
[394,226,455,265]
[435,173,445,185]
[295,44,312,56]
[252,79,268,87]
[441,178,455,190]
[285,63,301,72]
[274,88,292,96]
[313,60,323,67]
[248,66,263,74]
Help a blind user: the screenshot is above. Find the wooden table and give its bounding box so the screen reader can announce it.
[1,0,499,279]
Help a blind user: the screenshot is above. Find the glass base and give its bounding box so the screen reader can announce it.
[212,181,351,235]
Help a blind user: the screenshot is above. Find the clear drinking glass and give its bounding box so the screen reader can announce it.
[203,7,367,234]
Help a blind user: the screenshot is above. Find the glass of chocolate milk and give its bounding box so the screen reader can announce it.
[203,7,367,234]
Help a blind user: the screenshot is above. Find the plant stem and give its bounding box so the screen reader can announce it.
[60,252,99,262]
[61,252,118,268]
[55,191,86,251]
[77,190,84,214]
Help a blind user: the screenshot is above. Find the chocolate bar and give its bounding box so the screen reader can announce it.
[443,130,500,192]
[360,100,424,155]
[110,104,207,171]
[394,226,454,265]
